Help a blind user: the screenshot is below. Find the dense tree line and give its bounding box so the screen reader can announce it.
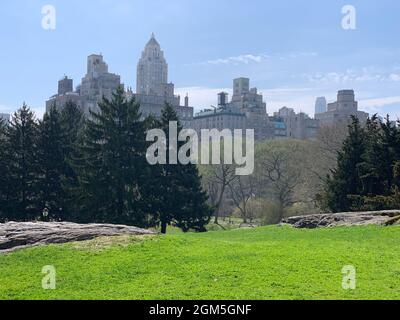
[0,88,211,233]
[320,116,400,212]
[200,116,400,225]
[200,139,320,225]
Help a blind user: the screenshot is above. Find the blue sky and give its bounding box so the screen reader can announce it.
[1,0,400,119]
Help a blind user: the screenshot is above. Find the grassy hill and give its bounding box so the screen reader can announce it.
[0,225,399,300]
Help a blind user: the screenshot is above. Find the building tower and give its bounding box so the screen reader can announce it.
[335,90,357,112]
[315,97,327,115]
[58,76,73,95]
[79,54,121,107]
[315,89,369,126]
[136,33,168,96]
[218,92,229,107]
[232,77,250,98]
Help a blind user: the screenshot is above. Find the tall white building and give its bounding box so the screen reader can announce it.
[137,33,169,96]
[131,34,193,127]
[46,35,193,125]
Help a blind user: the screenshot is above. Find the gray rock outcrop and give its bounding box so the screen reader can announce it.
[283,210,400,229]
[0,221,156,253]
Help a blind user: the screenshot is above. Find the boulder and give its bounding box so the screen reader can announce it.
[0,221,156,253]
[282,210,400,229]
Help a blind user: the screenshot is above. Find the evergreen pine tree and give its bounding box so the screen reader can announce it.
[0,119,9,221]
[322,117,366,212]
[352,116,400,210]
[358,115,386,196]
[4,104,39,220]
[37,106,66,220]
[379,116,398,192]
[394,120,400,191]
[60,101,84,158]
[174,164,212,232]
[59,101,84,220]
[73,87,149,225]
[153,104,212,233]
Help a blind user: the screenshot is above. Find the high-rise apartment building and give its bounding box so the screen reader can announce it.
[46,54,121,115]
[129,34,193,127]
[271,107,320,140]
[315,90,369,126]
[192,78,274,141]
[46,35,193,126]
[136,33,168,96]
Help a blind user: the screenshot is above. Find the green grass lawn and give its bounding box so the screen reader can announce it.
[0,225,399,300]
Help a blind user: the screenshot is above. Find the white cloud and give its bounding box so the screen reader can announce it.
[282,52,318,60]
[359,96,400,115]
[300,67,400,85]
[192,52,318,67]
[200,54,270,66]
[389,73,400,82]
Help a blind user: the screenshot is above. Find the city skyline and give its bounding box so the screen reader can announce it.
[1,0,400,119]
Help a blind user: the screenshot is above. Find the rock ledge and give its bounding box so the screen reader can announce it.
[282,210,400,229]
[0,221,156,253]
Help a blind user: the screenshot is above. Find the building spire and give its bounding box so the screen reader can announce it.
[146,32,160,47]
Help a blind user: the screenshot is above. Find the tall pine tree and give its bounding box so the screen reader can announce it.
[358,115,386,196]
[37,106,66,220]
[151,104,212,233]
[0,118,9,221]
[322,117,366,212]
[73,87,149,225]
[321,115,400,212]
[59,101,84,220]
[4,104,39,220]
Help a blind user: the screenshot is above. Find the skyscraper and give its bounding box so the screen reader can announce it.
[136,33,169,96]
[315,97,327,115]
[130,34,193,127]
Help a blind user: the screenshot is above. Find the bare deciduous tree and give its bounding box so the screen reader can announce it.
[202,164,236,224]
[258,142,302,222]
[316,123,349,165]
[228,175,258,223]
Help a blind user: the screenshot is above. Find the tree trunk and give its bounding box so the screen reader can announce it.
[161,221,168,234]
[214,185,226,224]
[278,202,285,223]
